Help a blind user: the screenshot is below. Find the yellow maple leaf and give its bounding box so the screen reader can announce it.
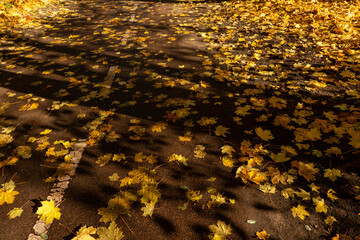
[105,131,121,143]
[294,128,321,142]
[27,137,37,143]
[168,153,188,165]
[349,137,360,148]
[145,155,157,164]
[178,131,193,142]
[197,117,217,126]
[56,149,69,157]
[269,96,287,109]
[120,167,157,187]
[255,127,274,141]
[1,126,16,134]
[281,188,295,199]
[72,225,97,240]
[36,200,61,224]
[194,145,206,159]
[256,229,270,240]
[309,183,320,193]
[98,197,130,223]
[109,173,120,182]
[141,202,155,217]
[186,189,203,202]
[36,141,51,151]
[236,166,266,185]
[295,188,311,201]
[327,189,339,202]
[325,147,342,156]
[207,193,227,208]
[19,102,39,111]
[151,122,168,132]
[113,153,126,162]
[40,129,52,135]
[97,221,124,240]
[324,168,342,182]
[184,120,195,128]
[62,141,74,149]
[0,134,14,147]
[45,147,56,157]
[135,152,146,162]
[0,188,19,205]
[202,59,213,66]
[14,146,32,159]
[171,108,191,119]
[270,152,291,163]
[208,220,232,240]
[221,145,235,155]
[96,154,113,167]
[7,207,24,219]
[313,198,328,213]
[291,204,309,220]
[77,113,86,119]
[297,162,319,182]
[235,105,251,116]
[280,145,297,156]
[259,183,276,194]
[324,216,336,225]
[221,155,236,168]
[340,70,355,78]
[43,177,56,183]
[138,183,161,205]
[215,125,230,137]
[265,167,281,184]
[0,156,19,168]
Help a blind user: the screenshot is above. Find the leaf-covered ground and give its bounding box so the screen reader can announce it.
[0,0,360,239]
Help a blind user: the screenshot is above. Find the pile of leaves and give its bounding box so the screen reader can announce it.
[222,0,360,53]
[0,0,56,25]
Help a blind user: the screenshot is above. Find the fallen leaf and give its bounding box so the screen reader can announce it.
[36,200,61,224]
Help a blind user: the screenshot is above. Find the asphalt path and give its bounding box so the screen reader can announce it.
[0,0,359,239]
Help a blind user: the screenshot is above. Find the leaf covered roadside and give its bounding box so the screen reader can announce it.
[0,0,359,239]
[0,0,59,26]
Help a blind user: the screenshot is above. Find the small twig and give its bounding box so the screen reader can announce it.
[45,110,54,118]
[56,198,66,207]
[154,203,167,210]
[120,215,133,234]
[212,161,222,165]
[40,164,58,168]
[261,161,275,170]
[340,186,356,195]
[20,200,30,209]
[342,148,356,155]
[59,222,76,235]
[5,172,17,190]
[154,162,167,170]
[242,182,249,189]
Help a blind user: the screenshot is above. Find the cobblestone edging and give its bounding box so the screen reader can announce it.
[28,141,87,240]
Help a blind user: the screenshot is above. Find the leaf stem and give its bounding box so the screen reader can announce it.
[154,203,167,210]
[5,172,17,190]
[261,161,275,170]
[20,200,30,209]
[59,222,76,235]
[154,162,167,170]
[120,215,133,234]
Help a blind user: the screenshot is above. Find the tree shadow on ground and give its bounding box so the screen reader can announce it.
[0,0,359,239]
